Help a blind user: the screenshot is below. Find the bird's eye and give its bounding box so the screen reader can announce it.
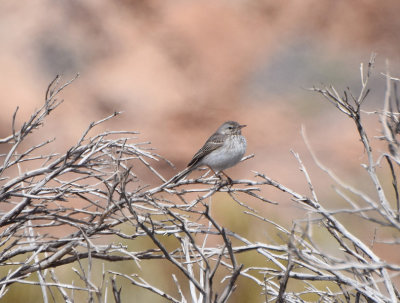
[228,126,233,129]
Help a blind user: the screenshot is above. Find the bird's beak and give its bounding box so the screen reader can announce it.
[239,124,247,129]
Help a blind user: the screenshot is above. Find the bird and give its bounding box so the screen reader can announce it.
[169,121,247,184]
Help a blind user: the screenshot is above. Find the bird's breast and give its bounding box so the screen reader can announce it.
[201,135,246,172]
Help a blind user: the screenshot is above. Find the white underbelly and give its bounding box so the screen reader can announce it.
[201,136,246,172]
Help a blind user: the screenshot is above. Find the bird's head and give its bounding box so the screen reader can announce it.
[217,121,246,135]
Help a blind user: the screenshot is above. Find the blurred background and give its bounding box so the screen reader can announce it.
[1,0,400,302]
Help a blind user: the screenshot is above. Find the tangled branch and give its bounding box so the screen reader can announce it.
[1,56,400,303]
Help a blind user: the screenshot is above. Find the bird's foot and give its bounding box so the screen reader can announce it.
[216,171,233,187]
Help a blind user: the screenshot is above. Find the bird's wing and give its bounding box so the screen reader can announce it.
[187,133,225,167]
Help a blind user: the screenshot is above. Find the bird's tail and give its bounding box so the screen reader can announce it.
[162,166,193,188]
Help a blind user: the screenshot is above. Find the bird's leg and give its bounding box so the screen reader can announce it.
[207,167,220,182]
[207,168,232,187]
[205,167,224,186]
[220,171,233,185]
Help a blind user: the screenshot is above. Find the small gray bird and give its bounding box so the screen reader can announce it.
[170,121,247,184]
